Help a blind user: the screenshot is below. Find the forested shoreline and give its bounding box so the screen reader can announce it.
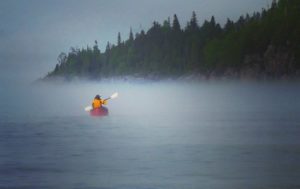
[45,0,300,80]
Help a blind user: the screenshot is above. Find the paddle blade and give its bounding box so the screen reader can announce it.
[110,92,118,99]
[85,106,93,112]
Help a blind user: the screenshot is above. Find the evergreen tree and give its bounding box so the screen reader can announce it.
[210,16,216,27]
[163,17,171,29]
[172,14,181,31]
[106,42,111,52]
[117,32,122,46]
[186,11,199,32]
[129,27,134,42]
[93,40,100,54]
[224,18,234,33]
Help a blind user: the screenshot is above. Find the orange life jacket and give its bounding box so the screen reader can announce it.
[92,99,107,109]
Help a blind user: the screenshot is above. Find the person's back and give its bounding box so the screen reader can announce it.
[92,95,107,109]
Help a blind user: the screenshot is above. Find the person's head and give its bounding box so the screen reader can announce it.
[95,94,101,100]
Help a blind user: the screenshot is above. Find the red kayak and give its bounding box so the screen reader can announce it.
[90,107,109,117]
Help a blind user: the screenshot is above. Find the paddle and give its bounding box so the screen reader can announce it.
[84,92,118,112]
[104,92,119,101]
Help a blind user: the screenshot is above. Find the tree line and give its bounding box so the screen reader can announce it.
[47,0,300,79]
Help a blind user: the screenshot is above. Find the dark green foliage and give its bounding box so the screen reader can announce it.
[129,28,134,43]
[172,14,181,31]
[117,32,122,46]
[202,0,300,73]
[47,0,300,79]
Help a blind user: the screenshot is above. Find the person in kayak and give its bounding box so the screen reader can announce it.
[92,94,107,109]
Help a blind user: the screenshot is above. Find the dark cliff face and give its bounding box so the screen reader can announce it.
[204,45,299,80]
[263,45,296,76]
[240,45,297,79]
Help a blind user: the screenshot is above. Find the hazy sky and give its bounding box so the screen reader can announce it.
[0,0,270,82]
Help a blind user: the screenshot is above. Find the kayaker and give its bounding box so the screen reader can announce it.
[92,95,107,109]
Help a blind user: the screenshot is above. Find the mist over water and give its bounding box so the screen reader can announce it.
[1,80,300,189]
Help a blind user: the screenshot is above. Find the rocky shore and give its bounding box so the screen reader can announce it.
[41,44,300,83]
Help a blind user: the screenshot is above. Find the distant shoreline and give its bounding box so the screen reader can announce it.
[39,70,300,84]
[44,1,300,82]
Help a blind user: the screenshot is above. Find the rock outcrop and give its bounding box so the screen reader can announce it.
[263,45,296,77]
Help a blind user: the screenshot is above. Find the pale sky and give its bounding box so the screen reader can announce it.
[0,0,270,82]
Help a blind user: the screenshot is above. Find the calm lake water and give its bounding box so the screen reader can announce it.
[0,80,300,189]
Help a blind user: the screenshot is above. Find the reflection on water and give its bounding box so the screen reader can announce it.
[0,80,300,189]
